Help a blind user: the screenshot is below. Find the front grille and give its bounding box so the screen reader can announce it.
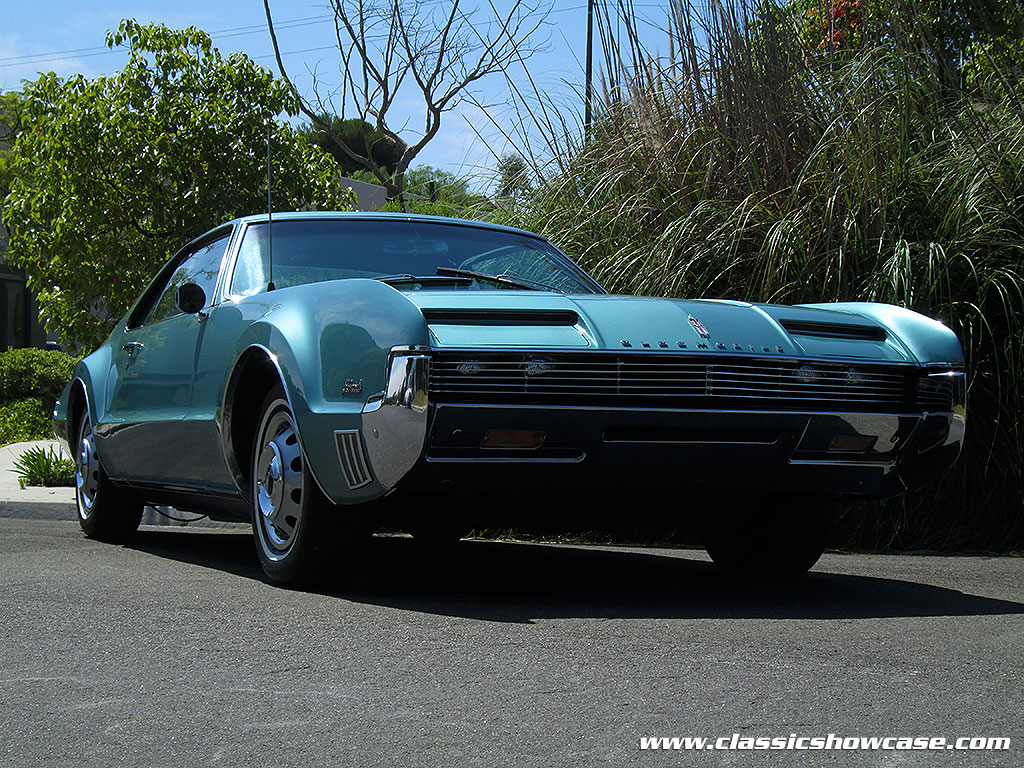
[916,373,964,411]
[429,352,945,413]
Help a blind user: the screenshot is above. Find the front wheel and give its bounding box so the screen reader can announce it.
[251,388,353,587]
[702,497,836,578]
[75,408,142,541]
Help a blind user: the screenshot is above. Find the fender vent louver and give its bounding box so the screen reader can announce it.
[779,319,887,341]
[334,430,372,489]
[422,308,579,326]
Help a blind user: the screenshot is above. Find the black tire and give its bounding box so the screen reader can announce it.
[702,497,836,578]
[250,387,345,587]
[74,408,142,541]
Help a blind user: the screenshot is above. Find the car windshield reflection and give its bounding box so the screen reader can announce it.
[229,219,597,296]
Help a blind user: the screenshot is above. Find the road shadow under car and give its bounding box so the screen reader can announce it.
[123,526,1024,624]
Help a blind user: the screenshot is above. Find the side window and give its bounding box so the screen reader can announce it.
[143,236,230,326]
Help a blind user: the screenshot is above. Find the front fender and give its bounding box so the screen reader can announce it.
[799,302,964,366]
[53,346,116,451]
[223,280,430,504]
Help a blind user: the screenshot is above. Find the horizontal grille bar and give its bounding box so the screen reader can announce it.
[429,352,947,413]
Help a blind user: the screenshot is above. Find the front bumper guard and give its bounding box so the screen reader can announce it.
[360,347,430,490]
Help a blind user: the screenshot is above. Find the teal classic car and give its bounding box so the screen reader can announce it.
[54,212,966,585]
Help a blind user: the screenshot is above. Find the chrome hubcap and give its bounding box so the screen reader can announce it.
[76,419,99,518]
[254,409,304,554]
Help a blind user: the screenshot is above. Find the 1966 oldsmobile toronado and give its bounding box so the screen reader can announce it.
[53,212,965,585]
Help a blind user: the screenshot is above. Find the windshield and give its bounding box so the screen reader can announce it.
[229,219,600,296]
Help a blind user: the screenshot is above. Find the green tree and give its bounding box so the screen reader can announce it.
[494,154,532,200]
[787,0,1023,88]
[298,115,403,176]
[3,20,354,351]
[0,91,25,203]
[913,0,1023,71]
[403,166,473,204]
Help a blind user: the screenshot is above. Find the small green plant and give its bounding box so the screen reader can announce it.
[10,445,75,489]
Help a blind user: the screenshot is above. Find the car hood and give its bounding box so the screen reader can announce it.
[400,290,921,364]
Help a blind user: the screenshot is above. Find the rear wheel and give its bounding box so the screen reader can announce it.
[251,387,349,587]
[702,497,835,577]
[75,408,142,541]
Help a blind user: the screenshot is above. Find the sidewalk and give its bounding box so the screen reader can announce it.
[0,440,76,520]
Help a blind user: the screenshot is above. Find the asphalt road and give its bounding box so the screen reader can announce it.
[0,516,1021,768]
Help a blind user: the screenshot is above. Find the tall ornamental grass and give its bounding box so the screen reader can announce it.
[496,0,1024,550]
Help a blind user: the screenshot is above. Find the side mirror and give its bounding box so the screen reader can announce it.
[175,283,207,314]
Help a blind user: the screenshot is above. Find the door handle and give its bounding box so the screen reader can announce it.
[121,341,144,370]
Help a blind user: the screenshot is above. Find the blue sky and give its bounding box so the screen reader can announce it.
[0,1,671,191]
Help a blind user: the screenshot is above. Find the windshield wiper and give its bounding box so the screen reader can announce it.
[435,267,550,292]
[376,274,472,286]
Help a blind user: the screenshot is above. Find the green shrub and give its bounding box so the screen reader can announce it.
[0,398,54,446]
[0,348,77,405]
[10,445,75,488]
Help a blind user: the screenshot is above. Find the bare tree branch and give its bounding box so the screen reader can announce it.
[263,0,393,190]
[265,0,549,208]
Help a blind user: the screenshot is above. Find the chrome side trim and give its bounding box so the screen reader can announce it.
[789,459,897,468]
[361,348,430,490]
[425,455,586,465]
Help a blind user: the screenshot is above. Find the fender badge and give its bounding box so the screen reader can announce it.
[688,315,711,338]
[343,379,363,394]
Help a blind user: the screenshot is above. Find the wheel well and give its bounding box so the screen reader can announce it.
[225,350,285,492]
[66,380,87,447]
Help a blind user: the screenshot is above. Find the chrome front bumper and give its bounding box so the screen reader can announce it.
[358,347,430,490]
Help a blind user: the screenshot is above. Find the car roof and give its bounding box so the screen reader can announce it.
[229,211,547,241]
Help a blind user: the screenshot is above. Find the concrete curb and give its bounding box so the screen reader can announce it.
[0,498,76,520]
[0,440,77,520]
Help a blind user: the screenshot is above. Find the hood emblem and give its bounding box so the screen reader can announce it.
[525,359,552,376]
[688,315,711,338]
